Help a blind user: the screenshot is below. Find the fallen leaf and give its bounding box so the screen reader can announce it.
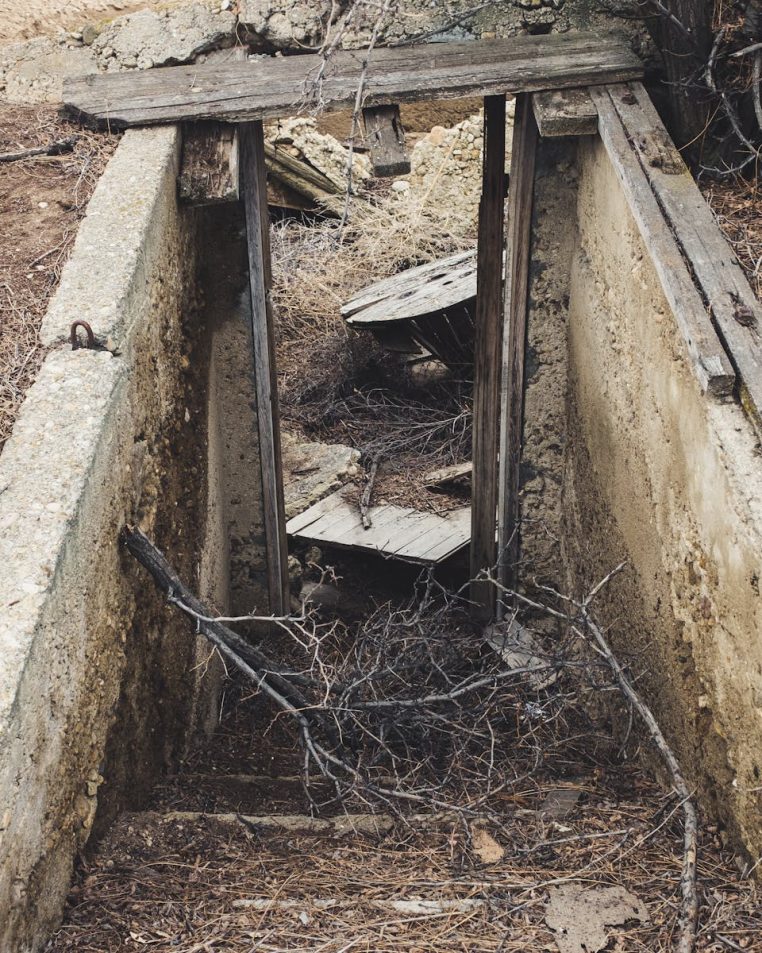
[544,884,649,953]
[470,825,505,864]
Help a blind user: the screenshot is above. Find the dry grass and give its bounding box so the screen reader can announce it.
[0,104,117,453]
[703,177,762,300]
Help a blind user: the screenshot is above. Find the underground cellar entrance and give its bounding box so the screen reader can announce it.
[3,31,762,953]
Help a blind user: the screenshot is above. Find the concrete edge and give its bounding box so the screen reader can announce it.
[0,124,179,738]
[40,125,181,349]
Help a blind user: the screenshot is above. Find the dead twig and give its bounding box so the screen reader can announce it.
[0,135,79,163]
[359,457,379,528]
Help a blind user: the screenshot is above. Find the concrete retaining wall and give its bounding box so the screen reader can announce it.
[0,126,231,950]
[563,136,762,864]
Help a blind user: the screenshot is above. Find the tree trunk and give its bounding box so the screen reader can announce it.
[647,0,713,164]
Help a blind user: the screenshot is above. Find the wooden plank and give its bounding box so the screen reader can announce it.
[424,461,472,487]
[608,81,762,433]
[414,508,472,562]
[531,87,598,137]
[590,86,735,398]
[470,94,507,622]
[286,490,470,564]
[285,489,350,534]
[178,121,239,206]
[362,105,410,177]
[239,120,289,615]
[63,33,642,128]
[497,93,538,601]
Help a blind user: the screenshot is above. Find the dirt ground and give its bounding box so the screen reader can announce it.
[0,105,117,450]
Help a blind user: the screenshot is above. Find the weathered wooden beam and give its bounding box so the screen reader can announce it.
[531,87,598,137]
[607,81,762,435]
[362,105,410,176]
[590,86,735,399]
[470,94,507,622]
[178,121,239,206]
[497,93,538,601]
[63,33,642,128]
[239,120,290,616]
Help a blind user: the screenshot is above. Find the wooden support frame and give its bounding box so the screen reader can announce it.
[470,95,507,621]
[497,93,539,601]
[590,86,735,398]
[605,82,761,431]
[531,88,598,137]
[362,105,410,176]
[239,121,290,616]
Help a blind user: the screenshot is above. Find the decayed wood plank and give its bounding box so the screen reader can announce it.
[342,251,476,324]
[362,104,410,176]
[239,120,290,615]
[286,490,470,564]
[285,489,349,533]
[590,86,735,398]
[608,81,762,433]
[497,93,538,600]
[470,95,507,622]
[63,33,642,128]
[178,121,239,206]
[424,461,472,487]
[531,87,598,137]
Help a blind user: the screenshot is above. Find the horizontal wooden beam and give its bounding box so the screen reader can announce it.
[362,105,410,176]
[607,82,762,435]
[531,87,597,137]
[63,33,642,128]
[178,121,239,206]
[590,85,735,398]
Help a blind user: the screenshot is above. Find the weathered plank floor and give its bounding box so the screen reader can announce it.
[286,489,470,564]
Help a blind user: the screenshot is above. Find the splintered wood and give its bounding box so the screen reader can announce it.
[287,489,470,564]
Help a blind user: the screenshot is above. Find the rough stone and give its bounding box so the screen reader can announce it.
[0,36,97,103]
[282,433,360,520]
[91,3,236,70]
[239,0,334,49]
[267,117,371,193]
[390,103,513,235]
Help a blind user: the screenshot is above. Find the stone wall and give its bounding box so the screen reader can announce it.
[0,127,232,950]
[563,135,762,865]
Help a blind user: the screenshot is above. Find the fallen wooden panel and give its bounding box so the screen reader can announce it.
[342,249,477,369]
[590,86,735,398]
[63,33,642,128]
[178,121,239,206]
[532,87,598,137]
[608,82,762,434]
[287,489,471,564]
[362,104,410,176]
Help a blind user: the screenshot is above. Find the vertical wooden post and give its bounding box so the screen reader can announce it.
[497,93,538,603]
[470,94,507,621]
[239,120,290,616]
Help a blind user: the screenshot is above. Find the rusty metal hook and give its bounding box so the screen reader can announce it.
[70,320,96,351]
